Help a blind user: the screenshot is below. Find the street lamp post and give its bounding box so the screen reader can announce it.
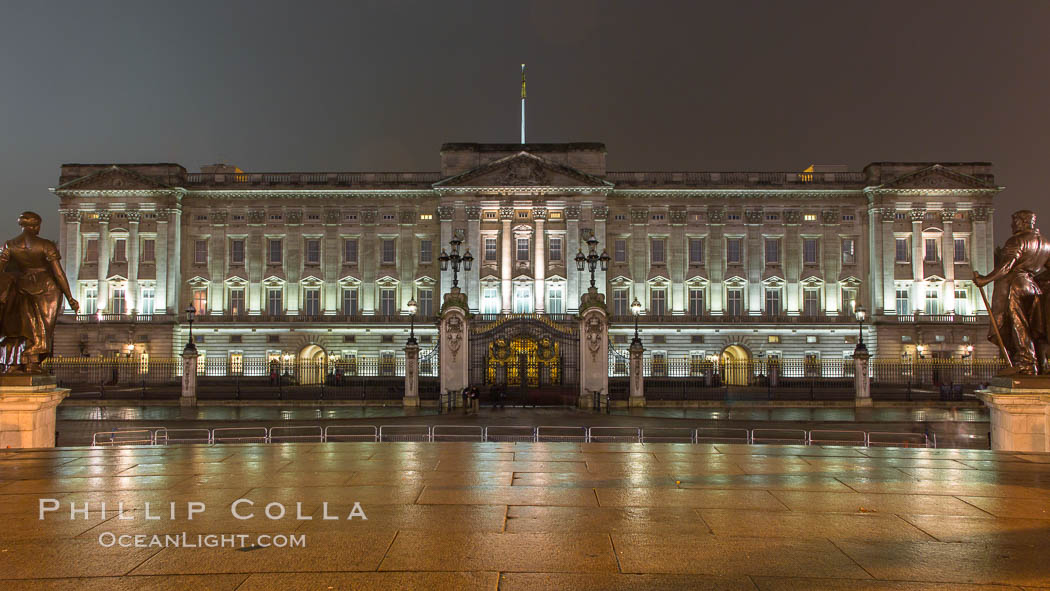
[631,297,642,345]
[407,298,417,345]
[438,236,474,291]
[574,235,610,289]
[854,304,867,355]
[184,304,196,353]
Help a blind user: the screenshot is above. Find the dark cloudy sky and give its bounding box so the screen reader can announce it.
[2,0,1047,240]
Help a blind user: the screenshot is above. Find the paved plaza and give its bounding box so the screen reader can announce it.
[2,440,1050,589]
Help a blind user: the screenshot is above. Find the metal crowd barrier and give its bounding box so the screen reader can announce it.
[91,425,941,448]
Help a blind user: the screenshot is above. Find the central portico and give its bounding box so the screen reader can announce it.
[433,143,613,315]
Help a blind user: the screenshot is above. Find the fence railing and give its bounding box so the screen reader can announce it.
[91,424,947,448]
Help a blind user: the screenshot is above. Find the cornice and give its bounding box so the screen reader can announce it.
[434,186,611,196]
[183,189,436,199]
[50,188,185,198]
[612,189,864,199]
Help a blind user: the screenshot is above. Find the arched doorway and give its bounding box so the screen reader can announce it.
[721,344,752,386]
[298,344,327,385]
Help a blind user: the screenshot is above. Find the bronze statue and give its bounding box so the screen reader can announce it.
[0,212,79,373]
[974,210,1050,375]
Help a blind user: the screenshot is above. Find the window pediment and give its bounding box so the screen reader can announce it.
[186,276,209,288]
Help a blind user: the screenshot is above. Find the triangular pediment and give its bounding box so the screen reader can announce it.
[434,152,613,189]
[880,165,994,191]
[58,166,173,191]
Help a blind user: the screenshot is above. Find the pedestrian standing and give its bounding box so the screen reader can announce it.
[471,386,480,414]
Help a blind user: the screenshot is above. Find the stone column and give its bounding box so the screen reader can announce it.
[169,208,182,316]
[500,207,513,313]
[323,209,340,314]
[853,345,871,407]
[63,211,81,312]
[155,212,169,313]
[360,208,377,314]
[880,208,896,315]
[566,206,581,312]
[942,209,956,313]
[911,209,925,313]
[745,209,763,314]
[822,210,841,314]
[669,208,687,313]
[181,343,198,407]
[127,212,140,313]
[466,206,481,313]
[208,211,226,315]
[578,289,609,409]
[594,205,608,297]
[533,208,546,314]
[629,336,645,407]
[439,289,469,399]
[439,205,454,301]
[783,210,801,314]
[403,340,420,407]
[708,207,725,313]
[96,211,110,312]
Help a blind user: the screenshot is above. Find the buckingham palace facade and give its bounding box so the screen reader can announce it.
[50,142,999,368]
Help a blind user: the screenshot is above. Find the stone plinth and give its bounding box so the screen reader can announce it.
[181,347,198,407]
[404,341,420,407]
[578,300,608,409]
[629,339,645,408]
[978,376,1050,452]
[853,347,872,407]
[0,375,70,448]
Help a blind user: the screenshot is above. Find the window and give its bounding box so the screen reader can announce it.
[111,287,127,314]
[614,239,627,263]
[895,238,910,262]
[954,237,968,262]
[651,238,666,264]
[514,284,532,313]
[803,289,820,316]
[516,238,530,261]
[83,286,97,314]
[650,289,667,316]
[727,213,741,221]
[548,237,562,262]
[768,335,781,344]
[651,351,667,376]
[613,289,629,316]
[688,288,705,315]
[651,214,665,221]
[726,238,743,264]
[955,287,970,315]
[484,237,498,261]
[342,288,359,315]
[299,289,318,316]
[517,211,529,219]
[141,239,155,262]
[896,288,911,316]
[266,288,283,316]
[419,239,433,264]
[418,288,433,316]
[803,238,819,264]
[691,335,705,344]
[139,287,155,315]
[842,214,855,222]
[547,285,563,313]
[305,239,321,265]
[764,238,781,264]
[726,288,743,316]
[85,238,98,262]
[766,213,781,222]
[381,239,396,264]
[268,239,282,265]
[924,238,939,262]
[193,240,207,265]
[343,238,358,264]
[841,288,858,315]
[113,239,127,263]
[688,238,704,264]
[482,287,500,314]
[229,288,245,316]
[765,288,782,315]
[230,239,245,265]
[841,238,856,264]
[383,213,395,221]
[925,286,940,315]
[420,213,433,221]
[192,288,207,315]
[379,288,396,316]
[804,213,817,222]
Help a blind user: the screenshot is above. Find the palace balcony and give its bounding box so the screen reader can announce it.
[608,314,860,325]
[874,314,986,324]
[60,313,177,324]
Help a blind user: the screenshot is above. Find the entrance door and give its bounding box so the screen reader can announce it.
[469,316,579,406]
[721,345,752,386]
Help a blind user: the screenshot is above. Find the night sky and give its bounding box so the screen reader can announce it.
[2,1,1048,241]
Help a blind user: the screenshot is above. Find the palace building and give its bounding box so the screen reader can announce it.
[51,142,999,371]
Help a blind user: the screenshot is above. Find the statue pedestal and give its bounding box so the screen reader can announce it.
[978,376,1050,452]
[0,375,69,449]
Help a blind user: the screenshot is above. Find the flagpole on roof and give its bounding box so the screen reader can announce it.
[520,64,526,144]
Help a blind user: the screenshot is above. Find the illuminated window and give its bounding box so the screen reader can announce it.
[111,287,126,314]
[229,288,245,316]
[139,287,155,315]
[768,335,781,344]
[419,213,433,221]
[804,213,817,222]
[841,238,856,264]
[192,288,207,315]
